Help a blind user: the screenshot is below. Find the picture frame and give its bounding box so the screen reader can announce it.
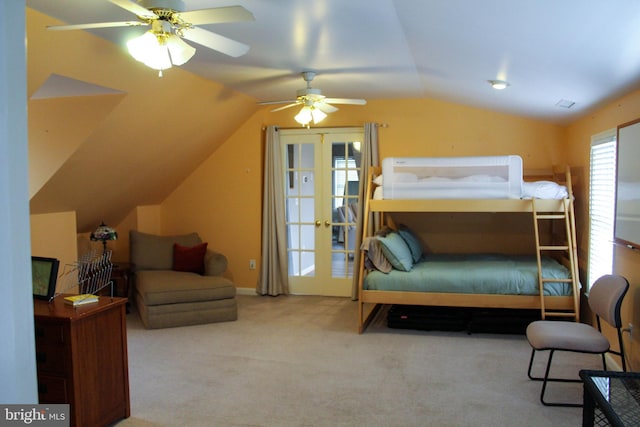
[32,256,60,300]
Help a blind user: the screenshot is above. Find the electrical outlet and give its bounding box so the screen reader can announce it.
[249,259,256,270]
[624,323,634,341]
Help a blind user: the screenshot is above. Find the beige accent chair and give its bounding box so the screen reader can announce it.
[526,274,629,407]
[130,230,237,329]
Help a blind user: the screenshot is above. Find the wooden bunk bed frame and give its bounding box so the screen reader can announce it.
[357,165,580,333]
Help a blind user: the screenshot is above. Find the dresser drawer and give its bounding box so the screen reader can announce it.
[34,323,65,345]
[35,344,68,375]
[37,374,68,403]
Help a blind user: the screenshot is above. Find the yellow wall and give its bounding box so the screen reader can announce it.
[566,88,640,370]
[158,97,566,291]
[160,113,265,285]
[30,211,78,294]
[99,205,162,265]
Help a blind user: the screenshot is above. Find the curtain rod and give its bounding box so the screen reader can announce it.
[261,123,389,130]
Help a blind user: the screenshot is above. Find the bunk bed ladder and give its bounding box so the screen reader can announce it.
[532,195,580,322]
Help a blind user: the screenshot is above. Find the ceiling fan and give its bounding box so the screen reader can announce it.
[47,0,254,73]
[259,71,367,126]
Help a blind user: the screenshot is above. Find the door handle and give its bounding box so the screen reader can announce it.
[315,220,321,227]
[324,220,331,227]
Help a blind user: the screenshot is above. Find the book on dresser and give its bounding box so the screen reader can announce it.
[63,293,99,306]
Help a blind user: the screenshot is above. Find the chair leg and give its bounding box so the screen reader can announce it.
[527,348,583,407]
[527,348,537,380]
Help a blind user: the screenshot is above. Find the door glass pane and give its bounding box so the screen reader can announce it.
[285,142,316,277]
[286,197,299,222]
[301,251,315,277]
[300,172,314,196]
[331,140,361,278]
[301,144,315,167]
[299,198,314,222]
[288,251,300,275]
[287,224,300,249]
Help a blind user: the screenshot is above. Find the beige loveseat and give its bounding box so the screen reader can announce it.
[130,230,237,329]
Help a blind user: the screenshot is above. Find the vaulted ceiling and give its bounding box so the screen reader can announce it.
[25,1,640,231]
[27,0,640,122]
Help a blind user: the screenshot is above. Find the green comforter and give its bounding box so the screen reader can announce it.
[364,253,572,296]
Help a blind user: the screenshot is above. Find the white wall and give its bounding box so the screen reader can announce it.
[0,0,38,403]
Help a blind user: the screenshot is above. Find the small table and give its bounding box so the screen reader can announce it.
[96,263,132,312]
[111,263,132,299]
[580,370,640,427]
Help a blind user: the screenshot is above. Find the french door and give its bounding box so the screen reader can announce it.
[281,128,364,296]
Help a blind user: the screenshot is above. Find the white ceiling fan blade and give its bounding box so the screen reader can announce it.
[270,102,301,112]
[178,6,255,26]
[323,98,367,105]
[181,26,249,57]
[257,99,298,105]
[109,0,157,20]
[47,21,148,31]
[315,102,339,114]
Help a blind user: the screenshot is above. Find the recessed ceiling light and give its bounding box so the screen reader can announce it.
[489,80,510,90]
[555,99,576,109]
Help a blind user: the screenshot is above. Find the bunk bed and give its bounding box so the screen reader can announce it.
[357,156,580,333]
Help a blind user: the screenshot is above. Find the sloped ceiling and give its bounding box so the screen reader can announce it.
[31,74,125,99]
[27,8,260,232]
[25,0,640,124]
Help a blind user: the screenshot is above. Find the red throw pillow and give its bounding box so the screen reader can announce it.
[173,242,208,275]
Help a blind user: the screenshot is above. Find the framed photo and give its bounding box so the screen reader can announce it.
[32,256,60,300]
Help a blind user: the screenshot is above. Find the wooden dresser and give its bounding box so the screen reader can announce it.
[33,296,130,427]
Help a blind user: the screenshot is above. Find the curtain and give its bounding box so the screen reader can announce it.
[351,122,379,299]
[257,126,289,296]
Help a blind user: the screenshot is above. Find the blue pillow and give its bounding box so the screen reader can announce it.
[398,225,423,263]
[376,232,413,271]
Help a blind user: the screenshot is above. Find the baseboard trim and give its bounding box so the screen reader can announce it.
[236,287,258,296]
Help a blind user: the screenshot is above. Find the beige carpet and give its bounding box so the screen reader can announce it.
[115,295,601,427]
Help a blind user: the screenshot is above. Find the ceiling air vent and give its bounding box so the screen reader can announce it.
[556,99,576,109]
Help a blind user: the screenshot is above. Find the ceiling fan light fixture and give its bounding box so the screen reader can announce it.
[127,31,160,63]
[127,20,196,76]
[127,31,173,73]
[165,34,196,66]
[294,105,327,127]
[311,108,327,124]
[294,106,313,126]
[489,79,510,90]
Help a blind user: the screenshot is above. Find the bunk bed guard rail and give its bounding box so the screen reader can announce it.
[381,155,523,200]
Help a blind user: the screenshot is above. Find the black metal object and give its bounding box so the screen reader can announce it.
[580,370,640,427]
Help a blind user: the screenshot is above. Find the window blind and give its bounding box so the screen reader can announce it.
[588,129,616,289]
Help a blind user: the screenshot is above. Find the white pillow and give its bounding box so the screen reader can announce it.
[522,181,568,199]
